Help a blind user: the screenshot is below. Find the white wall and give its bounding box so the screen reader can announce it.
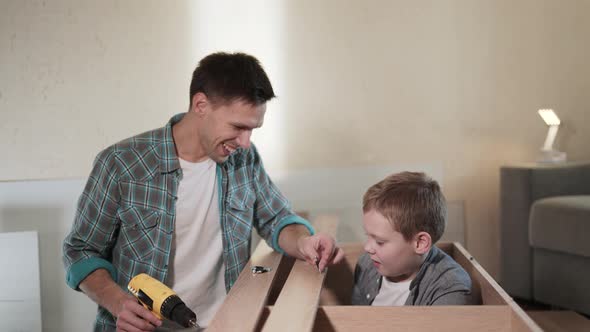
[0,180,96,332]
[0,231,42,332]
[2,0,590,318]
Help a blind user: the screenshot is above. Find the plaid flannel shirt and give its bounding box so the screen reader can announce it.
[63,113,313,330]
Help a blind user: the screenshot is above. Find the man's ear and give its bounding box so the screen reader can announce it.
[190,92,209,116]
[413,231,432,255]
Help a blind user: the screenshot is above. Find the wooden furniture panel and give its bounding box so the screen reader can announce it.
[261,215,339,332]
[312,306,511,332]
[207,241,282,332]
[209,214,542,332]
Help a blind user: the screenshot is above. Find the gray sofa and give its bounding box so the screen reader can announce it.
[500,162,590,315]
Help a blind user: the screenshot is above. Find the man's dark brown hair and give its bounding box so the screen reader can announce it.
[189,52,275,107]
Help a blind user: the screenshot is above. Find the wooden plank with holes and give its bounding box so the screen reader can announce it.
[448,242,506,305]
[261,215,339,332]
[207,241,283,332]
[450,243,541,331]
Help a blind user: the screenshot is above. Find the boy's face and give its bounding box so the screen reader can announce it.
[362,209,422,282]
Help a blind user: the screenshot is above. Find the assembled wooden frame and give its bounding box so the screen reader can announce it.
[207,216,542,332]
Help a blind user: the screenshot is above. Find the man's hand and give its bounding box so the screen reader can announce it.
[296,233,344,272]
[115,296,162,332]
[278,224,344,272]
[79,269,162,332]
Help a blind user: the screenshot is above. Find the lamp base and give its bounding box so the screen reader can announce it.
[537,149,567,164]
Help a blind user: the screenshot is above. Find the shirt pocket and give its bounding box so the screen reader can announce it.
[227,188,256,241]
[117,205,160,261]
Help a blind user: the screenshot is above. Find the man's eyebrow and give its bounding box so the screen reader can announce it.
[230,122,257,130]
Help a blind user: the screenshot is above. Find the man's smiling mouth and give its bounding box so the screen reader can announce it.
[223,142,237,155]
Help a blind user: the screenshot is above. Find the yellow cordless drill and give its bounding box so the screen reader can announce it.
[128,273,199,328]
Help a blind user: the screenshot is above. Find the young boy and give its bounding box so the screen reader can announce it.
[352,171,474,306]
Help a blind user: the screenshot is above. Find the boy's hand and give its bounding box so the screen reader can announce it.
[296,233,344,272]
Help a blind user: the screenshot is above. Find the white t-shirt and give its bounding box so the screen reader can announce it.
[371,277,413,306]
[166,158,226,327]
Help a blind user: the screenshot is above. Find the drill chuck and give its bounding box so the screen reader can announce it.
[161,294,197,328]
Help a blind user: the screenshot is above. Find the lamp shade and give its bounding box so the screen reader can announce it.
[538,109,560,126]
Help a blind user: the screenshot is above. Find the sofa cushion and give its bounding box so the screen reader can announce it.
[529,195,590,257]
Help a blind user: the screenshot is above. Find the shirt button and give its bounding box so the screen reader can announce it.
[366,294,371,299]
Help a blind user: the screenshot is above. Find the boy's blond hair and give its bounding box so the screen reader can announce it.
[362,171,446,243]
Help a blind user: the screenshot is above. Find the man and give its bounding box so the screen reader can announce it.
[63,52,343,331]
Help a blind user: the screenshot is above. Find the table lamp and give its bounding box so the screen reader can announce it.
[537,109,566,163]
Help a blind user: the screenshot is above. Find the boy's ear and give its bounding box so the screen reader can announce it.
[413,231,432,255]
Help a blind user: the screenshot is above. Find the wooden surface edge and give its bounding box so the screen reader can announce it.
[452,242,542,332]
[260,215,339,332]
[316,306,511,332]
[207,241,283,331]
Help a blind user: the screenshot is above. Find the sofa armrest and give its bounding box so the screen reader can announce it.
[499,162,590,299]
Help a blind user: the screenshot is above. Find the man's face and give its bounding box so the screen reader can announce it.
[198,98,266,163]
[362,209,419,282]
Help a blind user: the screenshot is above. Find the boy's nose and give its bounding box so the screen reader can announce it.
[363,241,374,254]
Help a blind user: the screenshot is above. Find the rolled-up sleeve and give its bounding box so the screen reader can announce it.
[62,149,121,290]
[249,145,314,254]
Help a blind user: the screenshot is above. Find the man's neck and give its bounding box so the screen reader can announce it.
[172,113,208,162]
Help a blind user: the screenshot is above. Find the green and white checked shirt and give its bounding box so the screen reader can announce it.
[63,113,313,330]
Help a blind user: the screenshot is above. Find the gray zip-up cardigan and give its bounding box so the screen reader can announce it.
[351,246,475,305]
